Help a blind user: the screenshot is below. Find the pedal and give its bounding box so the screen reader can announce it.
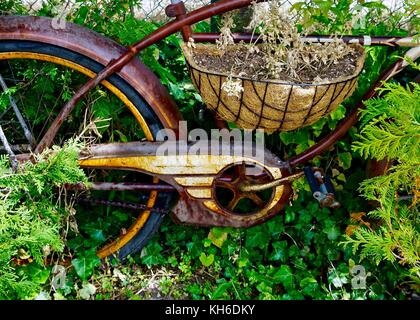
[304,167,340,209]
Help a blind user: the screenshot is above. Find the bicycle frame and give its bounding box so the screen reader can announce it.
[1,0,419,228]
[33,0,419,161]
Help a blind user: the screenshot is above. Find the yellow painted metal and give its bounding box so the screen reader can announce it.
[80,155,277,175]
[174,176,214,187]
[0,52,158,258]
[186,188,212,199]
[79,153,285,221]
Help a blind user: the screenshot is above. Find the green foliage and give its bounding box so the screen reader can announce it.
[71,249,101,281]
[342,77,420,289]
[0,140,87,299]
[293,0,417,35]
[122,181,401,300]
[353,82,420,162]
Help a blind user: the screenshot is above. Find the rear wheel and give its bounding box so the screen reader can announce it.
[0,40,175,260]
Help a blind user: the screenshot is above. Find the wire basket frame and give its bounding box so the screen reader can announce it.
[182,43,366,132]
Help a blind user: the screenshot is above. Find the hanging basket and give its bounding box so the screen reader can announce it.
[181,43,365,132]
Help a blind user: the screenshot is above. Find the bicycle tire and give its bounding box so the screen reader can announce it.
[0,39,175,261]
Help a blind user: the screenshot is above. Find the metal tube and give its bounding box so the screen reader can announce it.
[0,73,36,148]
[239,172,304,192]
[192,33,417,47]
[0,124,17,169]
[131,0,253,52]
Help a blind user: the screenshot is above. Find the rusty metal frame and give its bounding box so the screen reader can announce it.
[0,0,418,229]
[192,33,417,47]
[78,140,293,227]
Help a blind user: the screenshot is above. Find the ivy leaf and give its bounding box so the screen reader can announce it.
[79,283,97,300]
[186,241,201,258]
[238,257,248,268]
[273,265,294,287]
[210,280,231,299]
[332,168,340,177]
[74,6,89,24]
[279,132,294,145]
[199,253,214,267]
[300,277,320,298]
[71,253,100,281]
[267,218,285,237]
[337,173,347,183]
[331,275,348,288]
[285,210,296,223]
[24,265,50,285]
[141,242,164,267]
[203,238,212,248]
[208,228,228,248]
[168,82,186,100]
[88,229,106,243]
[338,152,352,170]
[330,105,346,121]
[114,130,128,143]
[112,211,129,222]
[245,229,269,249]
[256,282,273,294]
[324,225,341,241]
[34,291,51,300]
[269,241,288,261]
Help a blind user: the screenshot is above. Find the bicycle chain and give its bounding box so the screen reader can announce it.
[77,197,170,215]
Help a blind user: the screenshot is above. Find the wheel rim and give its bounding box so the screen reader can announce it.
[0,50,166,259]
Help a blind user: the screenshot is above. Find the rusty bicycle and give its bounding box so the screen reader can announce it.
[0,0,418,260]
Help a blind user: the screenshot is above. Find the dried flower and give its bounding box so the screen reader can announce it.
[216,11,236,51]
[221,75,244,98]
[201,0,359,83]
[187,37,196,49]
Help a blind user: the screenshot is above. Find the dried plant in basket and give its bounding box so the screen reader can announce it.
[182,1,366,132]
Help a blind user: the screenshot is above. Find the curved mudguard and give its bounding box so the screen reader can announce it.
[0,15,182,132]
